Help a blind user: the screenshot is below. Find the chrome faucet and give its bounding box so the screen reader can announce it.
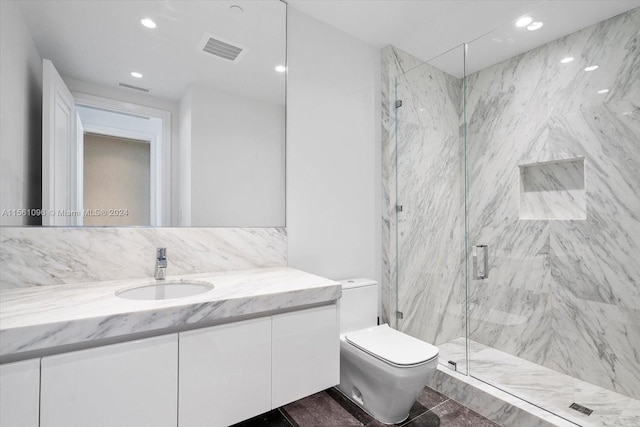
[155,247,167,280]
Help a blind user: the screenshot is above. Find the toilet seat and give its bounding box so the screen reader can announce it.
[345,324,439,367]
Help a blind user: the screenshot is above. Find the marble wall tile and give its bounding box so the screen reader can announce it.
[381,46,427,327]
[381,46,466,347]
[519,159,586,220]
[380,45,396,327]
[0,227,287,289]
[466,8,640,399]
[383,6,640,403]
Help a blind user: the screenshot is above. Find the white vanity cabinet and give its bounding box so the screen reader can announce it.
[40,334,178,427]
[178,317,272,427]
[2,303,339,427]
[0,359,40,427]
[272,304,340,408]
[179,304,340,425]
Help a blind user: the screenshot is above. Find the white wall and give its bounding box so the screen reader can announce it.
[178,92,192,226]
[182,85,285,227]
[286,8,381,284]
[0,1,43,225]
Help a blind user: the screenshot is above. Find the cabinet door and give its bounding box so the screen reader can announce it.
[0,359,40,427]
[179,317,272,427]
[40,334,178,427]
[272,304,339,408]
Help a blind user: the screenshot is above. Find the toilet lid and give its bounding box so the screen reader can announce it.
[346,324,439,367]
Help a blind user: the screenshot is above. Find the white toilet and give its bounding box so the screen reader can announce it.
[337,278,439,424]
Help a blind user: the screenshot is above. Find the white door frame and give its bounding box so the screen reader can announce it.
[71,92,172,226]
[42,59,77,226]
[74,112,84,226]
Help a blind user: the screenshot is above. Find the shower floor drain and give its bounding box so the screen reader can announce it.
[569,403,593,416]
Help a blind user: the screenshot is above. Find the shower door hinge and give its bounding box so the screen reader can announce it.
[396,205,403,212]
[395,100,403,108]
[395,311,404,320]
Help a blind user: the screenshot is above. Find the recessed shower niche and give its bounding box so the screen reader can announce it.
[519,158,586,220]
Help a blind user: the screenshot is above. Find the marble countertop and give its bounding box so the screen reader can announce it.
[0,267,341,358]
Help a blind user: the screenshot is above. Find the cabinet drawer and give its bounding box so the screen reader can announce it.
[40,334,178,427]
[0,359,40,427]
[179,317,272,426]
[271,304,339,408]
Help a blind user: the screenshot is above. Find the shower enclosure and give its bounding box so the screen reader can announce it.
[389,5,640,426]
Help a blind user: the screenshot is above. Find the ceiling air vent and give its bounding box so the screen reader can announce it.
[199,33,247,63]
[118,82,150,92]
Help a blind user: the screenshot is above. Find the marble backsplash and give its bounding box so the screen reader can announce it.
[0,227,287,289]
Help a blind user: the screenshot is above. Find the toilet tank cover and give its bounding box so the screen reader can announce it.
[346,324,439,366]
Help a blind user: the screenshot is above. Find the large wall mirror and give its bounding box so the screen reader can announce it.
[0,0,286,227]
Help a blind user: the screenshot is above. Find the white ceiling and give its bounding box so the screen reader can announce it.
[288,0,640,76]
[16,0,640,101]
[18,0,286,104]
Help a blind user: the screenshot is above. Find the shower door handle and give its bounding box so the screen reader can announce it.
[473,245,489,280]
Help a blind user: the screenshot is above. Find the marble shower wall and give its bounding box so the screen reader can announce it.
[381,45,423,329]
[381,46,466,348]
[0,227,287,289]
[466,8,640,399]
[382,7,640,400]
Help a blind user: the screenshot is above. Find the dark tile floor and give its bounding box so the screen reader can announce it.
[231,386,501,427]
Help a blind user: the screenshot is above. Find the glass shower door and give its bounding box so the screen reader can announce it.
[465,4,640,424]
[394,44,468,374]
[392,5,640,425]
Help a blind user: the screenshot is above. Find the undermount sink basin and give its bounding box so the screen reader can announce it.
[116,280,214,300]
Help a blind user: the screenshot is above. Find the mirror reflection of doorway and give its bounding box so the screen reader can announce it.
[83,133,150,226]
[42,56,171,227]
[75,101,166,227]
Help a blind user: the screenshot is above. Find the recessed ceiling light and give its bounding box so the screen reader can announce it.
[527,21,544,31]
[515,16,533,27]
[140,18,156,29]
[560,57,574,64]
[229,5,243,15]
[597,89,609,94]
[275,65,286,73]
[584,65,599,72]
[130,71,143,78]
